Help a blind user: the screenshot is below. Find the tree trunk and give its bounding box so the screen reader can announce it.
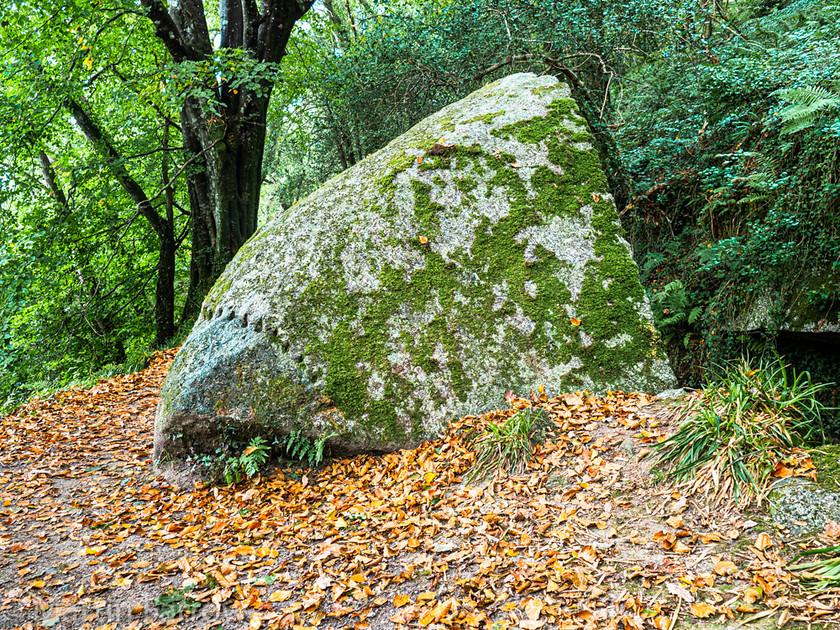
[156,221,177,346]
[143,0,313,326]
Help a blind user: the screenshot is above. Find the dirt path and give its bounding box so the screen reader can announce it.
[0,350,837,630]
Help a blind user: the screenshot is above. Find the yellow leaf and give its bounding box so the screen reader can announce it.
[755,533,773,550]
[393,593,410,608]
[570,318,581,326]
[419,235,429,245]
[742,586,762,604]
[31,580,45,588]
[83,56,93,70]
[666,515,685,529]
[349,573,366,583]
[673,540,692,553]
[269,590,292,602]
[689,602,716,618]
[713,560,737,576]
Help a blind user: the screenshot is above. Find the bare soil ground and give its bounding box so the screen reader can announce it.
[0,349,837,630]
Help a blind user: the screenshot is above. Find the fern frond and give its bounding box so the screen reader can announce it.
[776,85,840,135]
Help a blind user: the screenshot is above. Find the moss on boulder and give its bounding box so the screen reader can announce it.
[154,73,675,469]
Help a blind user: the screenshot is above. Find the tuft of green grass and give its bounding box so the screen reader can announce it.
[655,356,833,507]
[790,545,840,591]
[467,407,551,482]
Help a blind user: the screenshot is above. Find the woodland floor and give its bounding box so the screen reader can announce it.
[0,350,838,630]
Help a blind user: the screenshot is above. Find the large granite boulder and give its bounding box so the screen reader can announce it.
[155,73,675,467]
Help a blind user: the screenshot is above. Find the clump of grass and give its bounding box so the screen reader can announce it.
[468,407,551,482]
[790,545,840,591]
[655,356,833,507]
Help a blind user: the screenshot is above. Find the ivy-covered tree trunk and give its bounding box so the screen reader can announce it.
[141,0,313,324]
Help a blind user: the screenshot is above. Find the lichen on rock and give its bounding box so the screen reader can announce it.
[154,73,676,472]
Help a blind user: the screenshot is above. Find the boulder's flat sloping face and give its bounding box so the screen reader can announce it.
[155,73,675,464]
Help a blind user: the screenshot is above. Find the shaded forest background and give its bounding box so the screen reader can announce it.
[0,0,838,423]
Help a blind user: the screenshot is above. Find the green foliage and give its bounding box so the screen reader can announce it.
[649,280,703,346]
[619,0,840,383]
[283,430,337,467]
[468,407,551,482]
[154,585,202,619]
[791,545,840,591]
[777,84,840,135]
[655,356,833,506]
[0,0,192,397]
[266,0,675,210]
[222,436,272,485]
[809,444,840,492]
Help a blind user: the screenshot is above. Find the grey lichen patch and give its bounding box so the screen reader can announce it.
[769,479,840,536]
[155,73,675,473]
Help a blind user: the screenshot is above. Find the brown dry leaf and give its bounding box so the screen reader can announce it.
[743,586,763,604]
[673,540,692,554]
[825,520,840,540]
[523,597,543,620]
[3,356,830,630]
[689,602,717,618]
[269,590,293,603]
[755,532,773,550]
[713,560,737,576]
[670,497,688,514]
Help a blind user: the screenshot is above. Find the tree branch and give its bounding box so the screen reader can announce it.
[38,151,71,216]
[139,0,203,61]
[65,96,163,234]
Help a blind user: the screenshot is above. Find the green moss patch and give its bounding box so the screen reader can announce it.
[811,444,840,492]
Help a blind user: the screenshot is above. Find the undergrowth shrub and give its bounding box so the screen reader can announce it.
[655,356,833,507]
[221,436,271,485]
[468,407,551,482]
[154,585,202,618]
[283,429,337,467]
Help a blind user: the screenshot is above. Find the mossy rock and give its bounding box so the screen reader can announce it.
[154,73,675,471]
[769,478,840,536]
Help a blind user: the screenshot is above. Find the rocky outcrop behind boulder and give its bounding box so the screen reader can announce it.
[155,73,675,467]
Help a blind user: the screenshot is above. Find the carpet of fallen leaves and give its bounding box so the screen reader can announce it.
[1,348,839,630]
